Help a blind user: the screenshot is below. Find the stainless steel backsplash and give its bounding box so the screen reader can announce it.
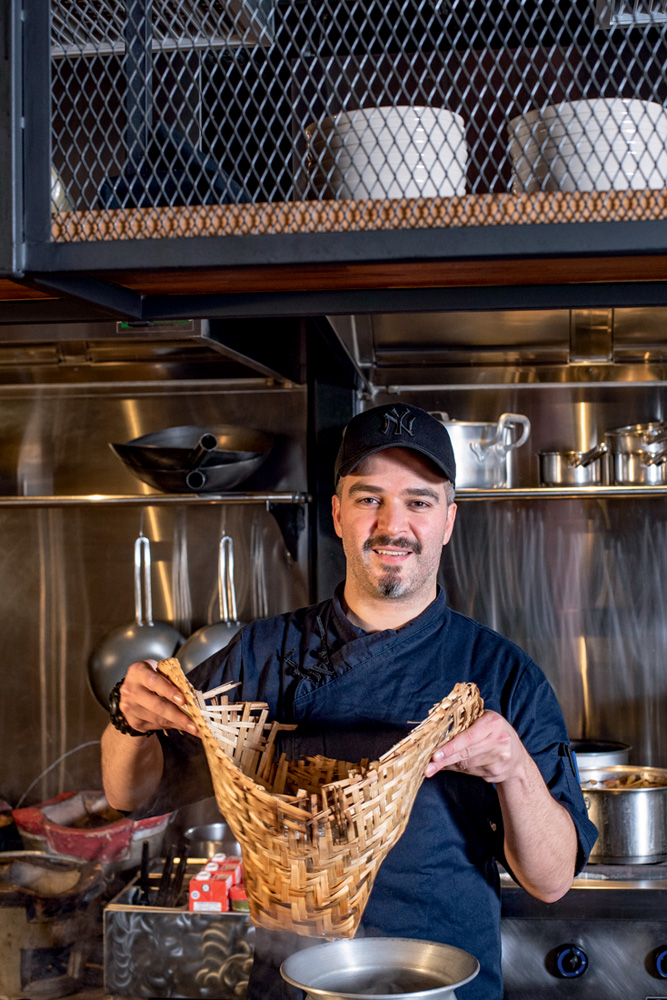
[0,377,309,808]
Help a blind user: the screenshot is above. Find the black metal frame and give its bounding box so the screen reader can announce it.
[6,0,667,319]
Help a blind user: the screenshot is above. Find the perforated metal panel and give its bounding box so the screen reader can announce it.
[48,0,667,243]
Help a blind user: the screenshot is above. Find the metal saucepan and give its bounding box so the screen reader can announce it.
[580,765,667,864]
[176,534,246,674]
[88,534,185,707]
[605,420,667,454]
[432,412,531,488]
[606,448,667,486]
[538,443,608,486]
[110,424,274,493]
[604,421,667,485]
[281,938,480,1000]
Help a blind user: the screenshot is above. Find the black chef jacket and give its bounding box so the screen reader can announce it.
[145,584,598,1000]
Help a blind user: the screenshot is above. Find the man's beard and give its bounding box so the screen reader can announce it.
[363,534,421,598]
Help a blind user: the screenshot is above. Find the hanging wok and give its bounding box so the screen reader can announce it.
[88,534,184,708]
[176,534,246,674]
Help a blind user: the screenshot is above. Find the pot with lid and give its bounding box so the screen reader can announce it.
[431,412,531,488]
[281,937,480,1000]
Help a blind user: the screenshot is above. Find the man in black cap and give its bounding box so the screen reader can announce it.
[101,403,596,1000]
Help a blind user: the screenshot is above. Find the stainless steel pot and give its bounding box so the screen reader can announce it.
[538,443,607,486]
[606,448,667,486]
[580,765,667,863]
[604,421,667,485]
[432,412,531,488]
[176,534,246,674]
[605,420,667,454]
[281,938,480,1000]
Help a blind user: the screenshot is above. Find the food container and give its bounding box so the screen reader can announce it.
[13,791,172,868]
[580,765,667,863]
[538,444,607,486]
[104,861,253,998]
[571,739,631,769]
[432,412,531,488]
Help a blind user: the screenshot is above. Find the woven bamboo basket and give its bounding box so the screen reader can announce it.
[157,657,483,939]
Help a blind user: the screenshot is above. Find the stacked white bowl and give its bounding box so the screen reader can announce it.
[508,98,667,193]
[306,105,468,200]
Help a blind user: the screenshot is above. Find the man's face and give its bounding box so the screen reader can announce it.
[331,447,457,605]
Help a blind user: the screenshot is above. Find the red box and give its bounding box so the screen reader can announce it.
[188,870,232,912]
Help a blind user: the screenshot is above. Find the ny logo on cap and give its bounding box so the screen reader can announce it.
[381,407,415,437]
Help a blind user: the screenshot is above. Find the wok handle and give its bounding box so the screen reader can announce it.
[218,534,238,624]
[134,534,154,626]
[186,432,218,470]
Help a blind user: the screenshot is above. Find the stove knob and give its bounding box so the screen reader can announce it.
[554,944,589,978]
[654,947,667,978]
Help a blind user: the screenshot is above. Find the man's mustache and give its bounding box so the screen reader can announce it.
[363,535,422,555]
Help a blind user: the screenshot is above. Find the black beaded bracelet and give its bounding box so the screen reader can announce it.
[108,679,154,738]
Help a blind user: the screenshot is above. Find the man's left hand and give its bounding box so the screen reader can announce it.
[424,710,526,782]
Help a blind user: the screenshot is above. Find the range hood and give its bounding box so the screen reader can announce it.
[327,307,667,387]
[0,318,304,384]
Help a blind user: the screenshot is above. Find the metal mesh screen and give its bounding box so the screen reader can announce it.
[49,0,667,243]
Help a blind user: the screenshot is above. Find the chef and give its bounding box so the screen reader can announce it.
[101,402,597,999]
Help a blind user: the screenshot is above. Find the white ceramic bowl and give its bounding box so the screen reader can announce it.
[508,98,667,193]
[306,106,468,199]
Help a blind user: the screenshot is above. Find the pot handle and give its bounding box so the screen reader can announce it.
[218,534,239,624]
[496,413,531,453]
[570,442,608,468]
[643,444,667,467]
[134,534,154,627]
[643,422,667,445]
[472,413,531,460]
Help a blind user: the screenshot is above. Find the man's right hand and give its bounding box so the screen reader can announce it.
[116,659,200,737]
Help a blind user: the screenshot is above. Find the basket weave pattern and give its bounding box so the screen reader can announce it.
[157,657,483,938]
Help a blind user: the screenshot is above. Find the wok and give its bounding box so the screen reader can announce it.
[110,424,273,494]
[88,534,184,708]
[177,534,245,674]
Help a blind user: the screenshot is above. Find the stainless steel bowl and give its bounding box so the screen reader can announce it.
[184,822,242,859]
[281,937,480,1000]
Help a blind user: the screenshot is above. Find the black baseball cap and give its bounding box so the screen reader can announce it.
[334,404,456,485]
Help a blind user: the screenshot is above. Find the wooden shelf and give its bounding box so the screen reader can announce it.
[52,189,667,245]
